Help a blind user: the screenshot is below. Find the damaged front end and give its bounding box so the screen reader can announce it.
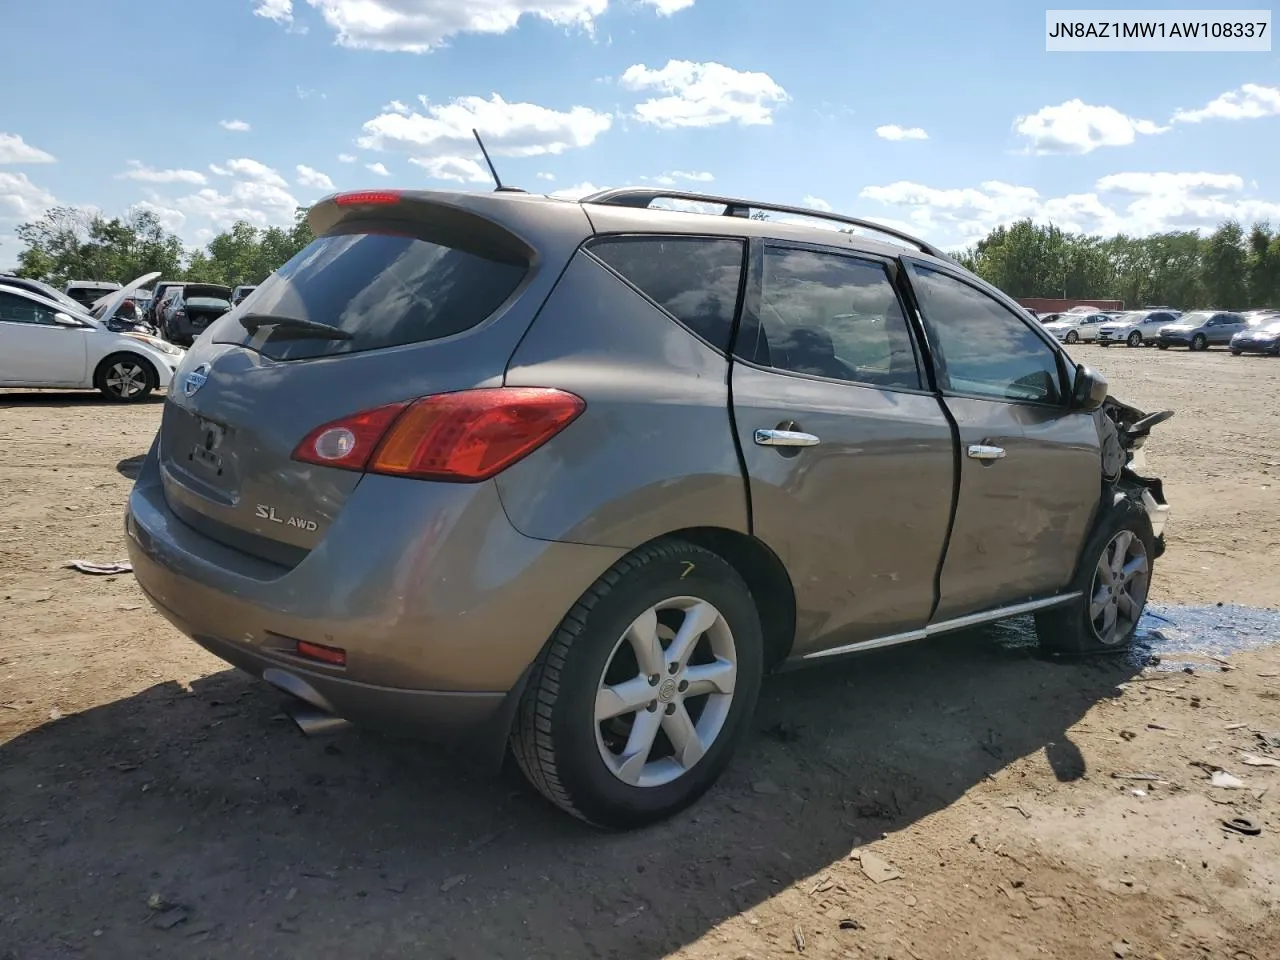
[1098,396,1173,554]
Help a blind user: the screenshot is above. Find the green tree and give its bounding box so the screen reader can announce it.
[14,206,184,286]
[1246,223,1280,307]
[1201,221,1248,308]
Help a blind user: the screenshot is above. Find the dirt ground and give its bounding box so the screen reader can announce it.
[2,347,1279,960]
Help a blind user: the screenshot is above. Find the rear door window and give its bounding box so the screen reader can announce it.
[744,246,921,390]
[587,236,745,352]
[208,227,529,361]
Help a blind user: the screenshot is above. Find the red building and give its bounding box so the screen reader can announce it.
[1016,297,1123,313]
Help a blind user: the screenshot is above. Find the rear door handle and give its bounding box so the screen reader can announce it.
[755,429,820,448]
[967,444,1006,461]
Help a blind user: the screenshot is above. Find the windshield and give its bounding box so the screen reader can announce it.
[187,297,231,311]
[1112,311,1148,324]
[1175,312,1211,324]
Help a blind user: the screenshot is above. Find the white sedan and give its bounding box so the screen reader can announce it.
[0,271,184,402]
[1040,312,1110,344]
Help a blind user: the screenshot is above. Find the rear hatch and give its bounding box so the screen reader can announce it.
[181,284,233,334]
[155,190,590,568]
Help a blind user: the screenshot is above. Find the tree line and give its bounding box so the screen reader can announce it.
[952,219,1280,310]
[9,204,1280,312]
[8,205,314,289]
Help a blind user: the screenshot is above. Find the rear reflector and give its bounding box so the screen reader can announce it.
[292,388,585,482]
[333,190,402,206]
[295,639,347,667]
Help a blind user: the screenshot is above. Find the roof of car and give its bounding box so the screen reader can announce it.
[310,187,959,272]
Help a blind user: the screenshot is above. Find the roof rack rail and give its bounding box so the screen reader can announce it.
[579,187,950,261]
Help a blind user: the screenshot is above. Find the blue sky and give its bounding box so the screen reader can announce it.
[1,0,1277,268]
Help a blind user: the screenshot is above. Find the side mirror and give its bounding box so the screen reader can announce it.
[1071,364,1108,411]
[52,312,82,327]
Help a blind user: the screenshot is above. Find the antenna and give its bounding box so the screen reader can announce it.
[472,129,526,194]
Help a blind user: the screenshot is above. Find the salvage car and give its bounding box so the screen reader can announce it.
[158,283,233,346]
[1155,311,1247,350]
[1097,308,1181,347]
[1229,319,1280,355]
[64,280,122,310]
[1040,311,1110,344]
[231,284,258,306]
[124,187,1173,828]
[0,271,184,401]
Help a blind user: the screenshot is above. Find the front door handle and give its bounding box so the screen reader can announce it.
[967,443,1006,461]
[755,428,821,448]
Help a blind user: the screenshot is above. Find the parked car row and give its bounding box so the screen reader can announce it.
[1039,306,1280,354]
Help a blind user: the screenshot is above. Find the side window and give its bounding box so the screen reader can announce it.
[0,292,56,326]
[908,265,1064,404]
[589,236,745,352]
[745,247,921,390]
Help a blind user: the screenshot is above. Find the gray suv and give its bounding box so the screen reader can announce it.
[124,187,1173,828]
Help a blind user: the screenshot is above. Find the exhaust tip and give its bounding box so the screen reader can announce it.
[288,704,353,737]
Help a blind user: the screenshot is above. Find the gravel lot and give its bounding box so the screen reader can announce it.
[2,346,1278,959]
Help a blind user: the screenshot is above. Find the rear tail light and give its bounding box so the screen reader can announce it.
[291,388,585,482]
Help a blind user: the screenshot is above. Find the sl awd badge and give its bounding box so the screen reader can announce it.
[255,504,319,531]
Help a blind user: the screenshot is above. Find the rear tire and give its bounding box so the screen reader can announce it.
[511,540,764,829]
[93,353,157,403]
[1157,343,1169,350]
[1230,350,1242,357]
[1036,497,1155,655]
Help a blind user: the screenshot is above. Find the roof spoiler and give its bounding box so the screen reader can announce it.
[579,187,951,261]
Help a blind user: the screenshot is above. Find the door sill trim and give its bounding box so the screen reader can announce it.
[802,592,1082,661]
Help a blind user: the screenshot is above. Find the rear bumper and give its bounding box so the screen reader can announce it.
[124,437,624,745]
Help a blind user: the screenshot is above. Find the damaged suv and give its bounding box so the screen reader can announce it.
[124,187,1172,828]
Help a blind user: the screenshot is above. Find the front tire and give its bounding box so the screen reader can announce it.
[1127,331,1143,347]
[1036,497,1155,655]
[1157,343,1170,350]
[1065,330,1079,344]
[511,540,764,829]
[94,353,157,402]
[1191,334,1207,352]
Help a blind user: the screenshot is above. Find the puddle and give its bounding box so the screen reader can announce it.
[989,604,1280,670]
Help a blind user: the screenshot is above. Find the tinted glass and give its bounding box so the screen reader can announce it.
[746,247,920,389]
[208,228,528,361]
[909,266,1064,404]
[0,292,57,325]
[589,237,744,351]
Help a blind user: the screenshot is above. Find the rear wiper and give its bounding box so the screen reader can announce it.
[238,313,353,340]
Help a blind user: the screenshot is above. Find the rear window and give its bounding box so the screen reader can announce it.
[208,227,528,361]
[187,297,230,311]
[587,236,745,351]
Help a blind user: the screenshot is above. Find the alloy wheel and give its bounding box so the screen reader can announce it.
[104,361,148,399]
[1089,530,1150,645]
[1065,330,1078,344]
[594,597,737,788]
[1127,331,1142,347]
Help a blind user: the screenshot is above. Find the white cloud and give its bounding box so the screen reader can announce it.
[358,93,612,159]
[550,181,606,199]
[299,0,606,52]
[220,119,252,132]
[640,0,695,14]
[859,171,1280,244]
[296,164,336,190]
[410,155,490,183]
[0,133,56,164]
[174,179,301,231]
[127,201,187,233]
[620,60,789,128]
[117,160,208,185]
[254,0,293,22]
[1172,83,1280,124]
[366,162,391,176]
[337,153,357,163]
[536,171,556,181]
[803,195,832,212]
[1013,99,1167,155]
[384,99,412,115]
[0,171,57,218]
[875,124,928,141]
[297,85,326,100]
[210,158,288,188]
[649,170,714,186]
